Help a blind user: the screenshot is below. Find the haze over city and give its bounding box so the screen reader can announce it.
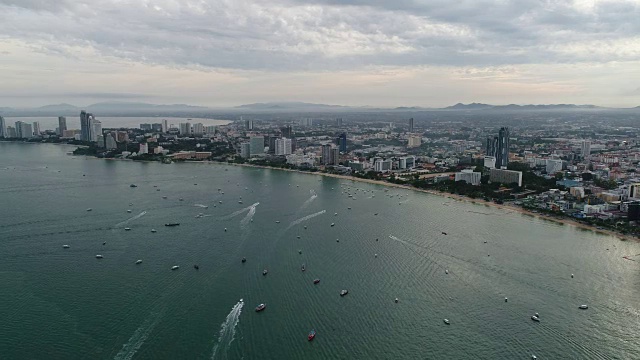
[1,0,639,108]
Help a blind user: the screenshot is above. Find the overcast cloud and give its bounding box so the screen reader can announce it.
[0,0,639,107]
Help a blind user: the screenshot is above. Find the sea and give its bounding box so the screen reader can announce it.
[0,142,638,359]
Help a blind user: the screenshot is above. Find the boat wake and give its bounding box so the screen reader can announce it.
[114,308,163,360]
[300,190,318,209]
[114,211,147,228]
[195,204,208,208]
[220,203,260,220]
[211,299,244,360]
[240,203,259,226]
[287,210,326,230]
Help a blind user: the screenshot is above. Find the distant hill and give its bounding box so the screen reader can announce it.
[236,102,348,111]
[85,102,209,112]
[444,103,604,111]
[36,103,79,112]
[444,103,493,110]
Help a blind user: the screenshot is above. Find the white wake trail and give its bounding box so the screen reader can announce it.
[286,210,326,230]
[194,204,209,208]
[240,203,259,226]
[300,189,318,209]
[114,309,163,360]
[220,203,259,220]
[114,211,147,228]
[211,299,244,360]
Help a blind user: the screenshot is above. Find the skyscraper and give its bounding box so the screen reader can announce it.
[486,137,498,157]
[321,144,333,165]
[58,116,67,135]
[249,136,265,155]
[336,118,343,127]
[331,147,340,165]
[92,119,102,142]
[408,118,414,132]
[245,119,253,130]
[32,122,41,136]
[192,123,204,136]
[281,125,293,138]
[162,119,168,133]
[0,116,6,138]
[337,133,347,153]
[179,122,192,135]
[581,140,591,159]
[14,121,23,138]
[496,127,510,169]
[16,121,33,139]
[80,111,89,141]
[275,138,292,155]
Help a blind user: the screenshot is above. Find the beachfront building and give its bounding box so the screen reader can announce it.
[490,168,523,187]
[249,136,265,156]
[454,169,481,186]
[275,138,292,156]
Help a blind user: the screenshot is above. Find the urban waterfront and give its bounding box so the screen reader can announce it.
[1,142,638,359]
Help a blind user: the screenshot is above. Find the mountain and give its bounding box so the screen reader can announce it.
[85,102,209,112]
[236,102,348,111]
[444,102,493,110]
[36,103,79,112]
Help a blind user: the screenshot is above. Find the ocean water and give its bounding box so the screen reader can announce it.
[0,142,638,359]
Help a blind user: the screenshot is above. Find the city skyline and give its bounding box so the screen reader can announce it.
[1,0,639,108]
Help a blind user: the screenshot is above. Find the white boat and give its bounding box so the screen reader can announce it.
[505,297,508,302]
[162,196,168,199]
[347,207,351,210]
[171,265,179,270]
[340,289,348,296]
[395,298,399,303]
[151,229,157,233]
[532,356,537,359]
[63,245,70,249]
[124,227,131,231]
[443,319,450,325]
[531,315,540,322]
[96,255,103,259]
[445,269,449,274]
[127,209,132,213]
[579,305,588,309]
[238,200,243,204]
[86,208,92,212]
[219,201,223,203]
[331,223,335,227]
[136,260,142,264]
[334,213,338,216]
[275,221,280,224]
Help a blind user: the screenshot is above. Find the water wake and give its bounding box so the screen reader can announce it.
[300,190,318,209]
[195,204,209,208]
[287,210,326,230]
[114,309,163,360]
[240,203,259,226]
[211,299,244,360]
[220,203,260,220]
[114,211,147,228]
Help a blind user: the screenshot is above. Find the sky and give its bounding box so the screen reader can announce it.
[0,0,639,108]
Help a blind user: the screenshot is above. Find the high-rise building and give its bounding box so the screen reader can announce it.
[0,116,6,138]
[486,137,498,157]
[249,136,264,155]
[490,168,522,187]
[275,138,292,155]
[408,136,422,148]
[205,125,216,134]
[58,116,67,135]
[408,117,414,132]
[268,136,277,154]
[337,133,347,153]
[16,122,33,139]
[299,118,313,127]
[484,156,496,169]
[32,122,41,136]
[331,148,340,165]
[245,119,253,130]
[139,143,149,154]
[162,119,168,133]
[116,131,128,143]
[80,111,96,142]
[496,127,510,169]
[151,123,163,132]
[92,120,102,141]
[6,126,16,138]
[140,123,152,131]
[105,133,117,149]
[336,118,343,127]
[628,202,640,221]
[281,125,293,138]
[581,140,591,159]
[193,123,204,136]
[321,144,333,165]
[455,169,481,186]
[546,159,563,174]
[374,159,392,172]
[179,122,192,135]
[240,142,251,158]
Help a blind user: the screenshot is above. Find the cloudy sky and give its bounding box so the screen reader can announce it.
[1,0,639,108]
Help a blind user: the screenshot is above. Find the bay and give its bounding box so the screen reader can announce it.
[0,142,638,359]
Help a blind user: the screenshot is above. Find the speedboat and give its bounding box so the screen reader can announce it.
[532,356,537,359]
[347,207,351,210]
[124,227,131,231]
[162,196,168,199]
[313,279,320,284]
[531,315,540,322]
[296,236,301,239]
[308,330,316,341]
[263,269,268,276]
[136,260,142,264]
[242,257,246,263]
[301,264,306,271]
[334,213,338,216]
[151,229,157,233]
[255,303,266,312]
[165,223,180,227]
[505,297,508,302]
[275,221,280,224]
[395,298,399,303]
[340,289,348,296]
[443,319,450,325]
[130,184,137,188]
[238,201,243,204]
[331,223,335,227]
[579,305,588,310]
[374,213,378,215]
[171,265,179,270]
[86,208,92,212]
[95,255,103,259]
[127,209,132,213]
[63,245,70,249]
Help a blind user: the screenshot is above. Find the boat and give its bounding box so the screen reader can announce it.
[445,269,449,274]
[151,229,157,233]
[313,279,320,284]
[86,208,92,212]
[96,255,103,259]
[136,260,142,264]
[194,264,199,270]
[242,257,246,263]
[165,223,180,227]
[130,184,137,188]
[443,319,450,325]
[334,213,338,216]
[340,289,348,296]
[124,227,131,231]
[579,305,588,310]
[275,221,280,224]
[179,198,184,201]
[238,201,243,204]
[255,303,266,312]
[162,196,167,199]
[63,245,70,249]
[171,265,180,270]
[129,203,133,206]
[571,273,574,278]
[347,207,351,210]
[301,264,306,271]
[531,315,540,322]
[442,232,447,235]
[304,226,307,229]
[224,228,227,232]
[263,269,268,276]
[298,250,302,254]
[296,236,301,239]
[308,330,316,341]
[331,223,335,227]
[532,356,537,360]
[395,298,399,303]
[505,297,508,302]
[127,209,132,213]
[374,213,378,215]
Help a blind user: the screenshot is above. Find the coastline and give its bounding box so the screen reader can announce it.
[214,161,638,243]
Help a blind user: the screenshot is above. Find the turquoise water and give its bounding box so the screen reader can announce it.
[0,142,638,359]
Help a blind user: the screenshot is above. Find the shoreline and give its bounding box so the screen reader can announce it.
[213,161,638,243]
